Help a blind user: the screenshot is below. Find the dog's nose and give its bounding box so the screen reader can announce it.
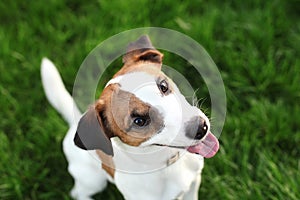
[185,116,209,140]
[194,118,208,140]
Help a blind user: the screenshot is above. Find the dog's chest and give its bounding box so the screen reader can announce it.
[111,139,204,199]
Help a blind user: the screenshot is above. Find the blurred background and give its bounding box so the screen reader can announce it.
[0,0,299,199]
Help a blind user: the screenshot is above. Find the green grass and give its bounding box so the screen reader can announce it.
[0,0,299,199]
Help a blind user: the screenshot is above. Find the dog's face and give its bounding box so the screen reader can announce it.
[74,36,219,158]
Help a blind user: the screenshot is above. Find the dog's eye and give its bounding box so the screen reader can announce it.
[159,80,168,94]
[133,117,149,127]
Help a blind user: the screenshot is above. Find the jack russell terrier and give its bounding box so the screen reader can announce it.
[41,35,219,200]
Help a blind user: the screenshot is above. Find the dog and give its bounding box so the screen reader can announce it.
[41,35,219,200]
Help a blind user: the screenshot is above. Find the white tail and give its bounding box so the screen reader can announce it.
[41,58,81,125]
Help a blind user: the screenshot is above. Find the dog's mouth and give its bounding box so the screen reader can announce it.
[154,132,219,158]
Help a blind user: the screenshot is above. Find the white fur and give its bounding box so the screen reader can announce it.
[41,58,205,200]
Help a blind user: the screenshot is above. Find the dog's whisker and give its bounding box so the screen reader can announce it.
[192,88,200,107]
[195,97,206,109]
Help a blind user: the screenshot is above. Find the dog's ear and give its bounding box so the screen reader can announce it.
[123,35,163,65]
[74,106,114,156]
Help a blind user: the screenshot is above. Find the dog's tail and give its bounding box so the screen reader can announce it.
[41,58,80,125]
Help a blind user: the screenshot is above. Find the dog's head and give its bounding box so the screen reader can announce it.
[74,35,219,158]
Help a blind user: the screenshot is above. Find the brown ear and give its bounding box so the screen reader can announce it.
[122,35,163,65]
[74,107,114,156]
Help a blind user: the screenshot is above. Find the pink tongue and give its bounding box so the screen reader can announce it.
[187,132,219,158]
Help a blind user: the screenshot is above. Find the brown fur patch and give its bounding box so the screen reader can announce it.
[114,61,162,78]
[96,150,115,179]
[123,49,163,65]
[115,47,164,78]
[95,84,164,147]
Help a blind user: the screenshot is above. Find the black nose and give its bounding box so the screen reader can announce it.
[195,119,208,140]
[185,117,209,140]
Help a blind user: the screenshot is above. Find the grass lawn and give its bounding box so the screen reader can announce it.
[0,0,299,199]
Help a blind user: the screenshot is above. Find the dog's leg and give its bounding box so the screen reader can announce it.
[70,181,96,200]
[68,161,108,200]
[182,173,201,200]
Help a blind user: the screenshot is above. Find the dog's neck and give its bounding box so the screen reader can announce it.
[111,137,183,173]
